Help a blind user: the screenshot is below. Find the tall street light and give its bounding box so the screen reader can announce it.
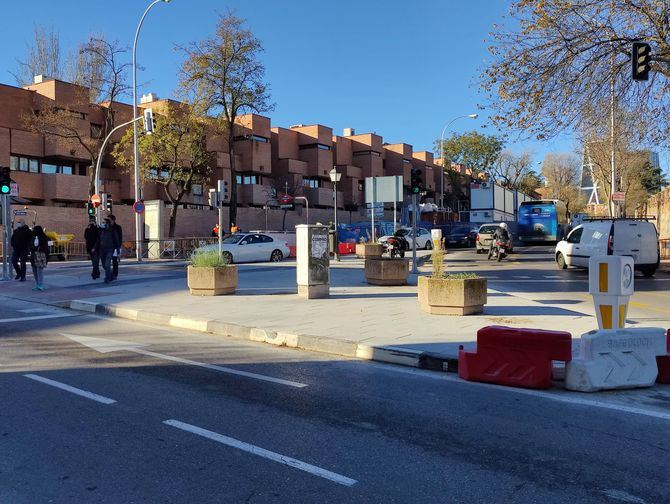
[132,0,171,262]
[329,167,342,262]
[439,113,478,215]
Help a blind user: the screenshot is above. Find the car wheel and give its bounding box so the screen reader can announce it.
[640,265,656,277]
[270,249,284,262]
[425,240,433,250]
[221,251,233,264]
[556,252,567,270]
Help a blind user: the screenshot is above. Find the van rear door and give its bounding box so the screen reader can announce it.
[613,221,658,264]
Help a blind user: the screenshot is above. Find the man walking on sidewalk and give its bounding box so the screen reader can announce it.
[96,218,120,284]
[109,214,122,281]
[84,220,100,280]
[10,218,32,282]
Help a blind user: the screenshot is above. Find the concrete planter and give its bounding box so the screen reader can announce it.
[356,243,383,258]
[418,276,487,315]
[364,258,409,285]
[187,265,238,296]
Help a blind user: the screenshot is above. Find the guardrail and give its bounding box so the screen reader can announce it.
[122,237,218,260]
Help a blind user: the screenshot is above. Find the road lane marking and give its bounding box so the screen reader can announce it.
[163,419,358,487]
[63,334,308,389]
[23,374,116,405]
[543,275,562,279]
[18,308,55,314]
[0,313,78,324]
[368,363,670,422]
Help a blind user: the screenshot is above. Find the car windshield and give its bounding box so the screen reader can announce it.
[222,233,245,244]
[395,229,409,237]
[479,226,498,234]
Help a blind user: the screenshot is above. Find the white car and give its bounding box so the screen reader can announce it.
[555,219,659,276]
[198,233,290,264]
[379,227,432,250]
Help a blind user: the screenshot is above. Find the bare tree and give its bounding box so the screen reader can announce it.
[490,150,540,192]
[23,36,131,195]
[541,153,586,216]
[13,25,65,85]
[179,12,274,228]
[481,1,670,144]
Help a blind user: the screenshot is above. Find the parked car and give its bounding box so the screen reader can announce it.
[196,233,290,264]
[379,227,433,250]
[445,225,475,248]
[476,224,514,254]
[554,219,659,276]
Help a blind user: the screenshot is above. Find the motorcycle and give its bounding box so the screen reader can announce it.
[383,234,407,258]
[488,239,510,262]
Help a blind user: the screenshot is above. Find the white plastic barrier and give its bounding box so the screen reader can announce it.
[589,256,634,330]
[565,327,666,392]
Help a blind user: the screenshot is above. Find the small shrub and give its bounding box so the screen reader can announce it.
[444,273,480,280]
[190,250,230,267]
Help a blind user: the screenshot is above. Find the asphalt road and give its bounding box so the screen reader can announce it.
[1,295,669,503]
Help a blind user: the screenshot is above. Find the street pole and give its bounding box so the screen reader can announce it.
[217,180,225,258]
[333,180,339,261]
[294,196,309,224]
[439,114,478,218]
[609,42,617,218]
[1,194,10,281]
[132,0,171,263]
[411,193,418,274]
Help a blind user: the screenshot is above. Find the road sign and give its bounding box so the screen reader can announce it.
[10,182,18,197]
[14,210,27,216]
[612,191,625,202]
[91,194,101,207]
[279,193,294,210]
[133,200,145,214]
[366,202,384,218]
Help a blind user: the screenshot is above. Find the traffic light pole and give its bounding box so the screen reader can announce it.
[411,193,418,274]
[1,194,10,281]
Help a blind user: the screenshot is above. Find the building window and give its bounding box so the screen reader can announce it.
[10,155,40,173]
[41,163,58,174]
[299,143,331,151]
[192,184,203,196]
[303,177,320,189]
[236,174,261,185]
[91,124,104,139]
[353,150,381,157]
[233,134,269,143]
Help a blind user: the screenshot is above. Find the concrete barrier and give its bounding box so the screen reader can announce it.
[657,329,670,384]
[566,327,666,392]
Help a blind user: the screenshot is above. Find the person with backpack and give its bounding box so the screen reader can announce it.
[29,225,49,291]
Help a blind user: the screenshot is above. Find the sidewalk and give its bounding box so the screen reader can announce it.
[1,256,601,370]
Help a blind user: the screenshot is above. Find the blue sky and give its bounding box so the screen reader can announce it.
[1,0,578,168]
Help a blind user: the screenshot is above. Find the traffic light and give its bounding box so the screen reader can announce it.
[86,202,96,217]
[105,194,113,212]
[410,167,423,195]
[632,42,652,81]
[0,166,11,195]
[143,108,154,134]
[218,180,229,203]
[208,188,219,208]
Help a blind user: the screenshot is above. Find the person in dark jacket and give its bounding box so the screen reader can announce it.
[11,218,32,281]
[29,225,49,291]
[95,218,120,284]
[84,220,100,280]
[109,214,122,281]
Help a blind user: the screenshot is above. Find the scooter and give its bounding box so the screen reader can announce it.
[384,234,407,258]
[488,239,511,262]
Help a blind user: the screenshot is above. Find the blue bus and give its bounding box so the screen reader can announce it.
[517,200,568,242]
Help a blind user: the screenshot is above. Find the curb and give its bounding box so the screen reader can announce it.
[67,299,460,373]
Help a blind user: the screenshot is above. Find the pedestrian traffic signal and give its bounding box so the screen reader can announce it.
[410,167,423,195]
[218,179,229,203]
[86,202,96,217]
[143,108,154,134]
[0,166,11,195]
[105,194,113,212]
[208,188,218,208]
[632,42,652,81]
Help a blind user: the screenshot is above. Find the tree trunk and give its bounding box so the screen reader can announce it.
[282,209,287,231]
[228,137,238,229]
[88,156,97,197]
[169,201,178,238]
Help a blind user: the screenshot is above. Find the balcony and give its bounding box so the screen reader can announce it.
[234,139,271,174]
[301,187,343,208]
[238,184,273,206]
[352,153,383,178]
[299,148,333,178]
[276,158,308,176]
[42,173,90,202]
[8,171,44,200]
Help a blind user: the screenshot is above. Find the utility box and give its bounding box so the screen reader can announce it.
[296,224,329,299]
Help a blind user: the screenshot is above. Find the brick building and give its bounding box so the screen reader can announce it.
[1,76,470,238]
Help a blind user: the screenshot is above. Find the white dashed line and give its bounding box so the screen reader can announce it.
[23,374,116,405]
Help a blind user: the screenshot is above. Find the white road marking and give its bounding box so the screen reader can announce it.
[543,275,562,279]
[517,276,532,279]
[18,308,55,314]
[163,419,358,487]
[23,374,116,405]
[0,313,78,324]
[369,363,670,422]
[63,334,308,389]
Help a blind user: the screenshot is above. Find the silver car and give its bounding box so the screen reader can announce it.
[197,233,291,263]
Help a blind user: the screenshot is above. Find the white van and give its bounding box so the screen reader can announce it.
[555,219,660,276]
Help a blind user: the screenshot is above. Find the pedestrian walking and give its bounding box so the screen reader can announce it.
[84,220,100,280]
[109,214,122,281]
[29,225,49,291]
[95,217,120,284]
[10,218,32,281]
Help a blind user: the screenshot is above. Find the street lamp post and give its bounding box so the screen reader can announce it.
[439,113,478,215]
[132,0,171,262]
[329,167,342,261]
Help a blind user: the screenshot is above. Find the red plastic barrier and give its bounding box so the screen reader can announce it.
[657,329,670,384]
[458,326,572,389]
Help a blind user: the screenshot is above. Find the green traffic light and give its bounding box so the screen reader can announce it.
[0,185,9,194]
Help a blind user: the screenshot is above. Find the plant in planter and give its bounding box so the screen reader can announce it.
[356,236,383,258]
[418,245,487,315]
[187,250,238,296]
